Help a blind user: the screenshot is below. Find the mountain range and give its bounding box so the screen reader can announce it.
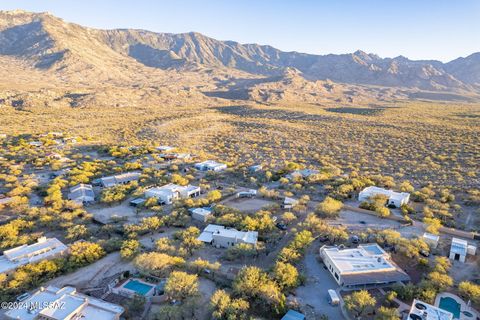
[0,9,480,105]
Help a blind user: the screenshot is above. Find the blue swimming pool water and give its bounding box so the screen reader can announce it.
[123,279,154,296]
[439,297,461,319]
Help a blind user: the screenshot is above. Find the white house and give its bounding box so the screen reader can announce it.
[68,184,95,204]
[191,208,212,222]
[198,224,258,248]
[157,146,175,152]
[194,160,227,172]
[5,285,124,320]
[145,183,201,205]
[358,186,410,208]
[282,197,299,209]
[449,237,476,263]
[0,237,68,275]
[100,172,141,188]
[408,299,453,320]
[286,169,319,180]
[236,189,257,198]
[422,232,440,248]
[319,244,410,288]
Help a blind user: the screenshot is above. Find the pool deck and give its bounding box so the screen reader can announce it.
[435,292,478,320]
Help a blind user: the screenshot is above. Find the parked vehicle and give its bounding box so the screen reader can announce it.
[276,223,287,230]
[328,289,340,306]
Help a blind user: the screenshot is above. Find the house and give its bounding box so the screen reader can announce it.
[358,186,410,208]
[68,184,95,204]
[282,197,298,209]
[286,169,319,180]
[236,189,257,198]
[423,232,440,248]
[198,224,258,248]
[194,160,227,172]
[5,285,124,320]
[408,299,453,320]
[0,133,6,139]
[319,244,410,288]
[129,198,146,207]
[191,207,212,222]
[449,238,476,263]
[281,310,306,320]
[0,237,68,275]
[249,165,262,173]
[100,172,141,188]
[145,183,201,205]
[29,141,42,147]
[156,146,175,152]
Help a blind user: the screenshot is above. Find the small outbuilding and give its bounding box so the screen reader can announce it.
[449,237,476,263]
[191,208,212,222]
[281,310,306,320]
[422,232,440,248]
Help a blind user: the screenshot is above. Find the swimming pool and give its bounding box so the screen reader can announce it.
[439,297,461,319]
[123,279,155,296]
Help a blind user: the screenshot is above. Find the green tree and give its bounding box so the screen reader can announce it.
[375,306,400,320]
[69,241,105,267]
[120,239,140,260]
[316,196,343,218]
[165,271,199,302]
[210,289,249,320]
[272,261,300,290]
[344,290,376,319]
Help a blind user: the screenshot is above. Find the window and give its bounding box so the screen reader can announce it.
[334,272,339,280]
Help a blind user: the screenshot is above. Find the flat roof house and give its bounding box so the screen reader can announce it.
[319,244,410,288]
[156,146,175,152]
[358,186,410,208]
[423,232,440,249]
[194,160,227,172]
[198,224,258,248]
[5,285,124,320]
[68,184,95,205]
[408,299,453,320]
[0,237,68,275]
[145,183,200,205]
[100,172,141,188]
[191,207,212,222]
[286,169,319,180]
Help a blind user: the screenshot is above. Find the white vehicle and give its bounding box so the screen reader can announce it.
[328,289,340,306]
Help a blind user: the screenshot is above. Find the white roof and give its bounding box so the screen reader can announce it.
[360,186,410,201]
[320,244,395,274]
[5,286,124,320]
[408,299,453,320]
[450,237,468,255]
[284,197,298,205]
[146,184,199,197]
[423,232,440,242]
[100,172,141,187]
[195,160,227,169]
[68,184,94,202]
[0,237,68,274]
[198,224,258,245]
[157,146,174,151]
[192,208,212,217]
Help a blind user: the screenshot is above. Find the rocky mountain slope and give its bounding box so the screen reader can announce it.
[0,9,479,104]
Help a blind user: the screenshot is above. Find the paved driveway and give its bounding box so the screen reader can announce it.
[295,246,345,319]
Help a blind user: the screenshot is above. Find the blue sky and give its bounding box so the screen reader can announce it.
[1,0,479,62]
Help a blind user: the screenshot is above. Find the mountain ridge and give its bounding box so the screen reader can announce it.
[0,10,480,93]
